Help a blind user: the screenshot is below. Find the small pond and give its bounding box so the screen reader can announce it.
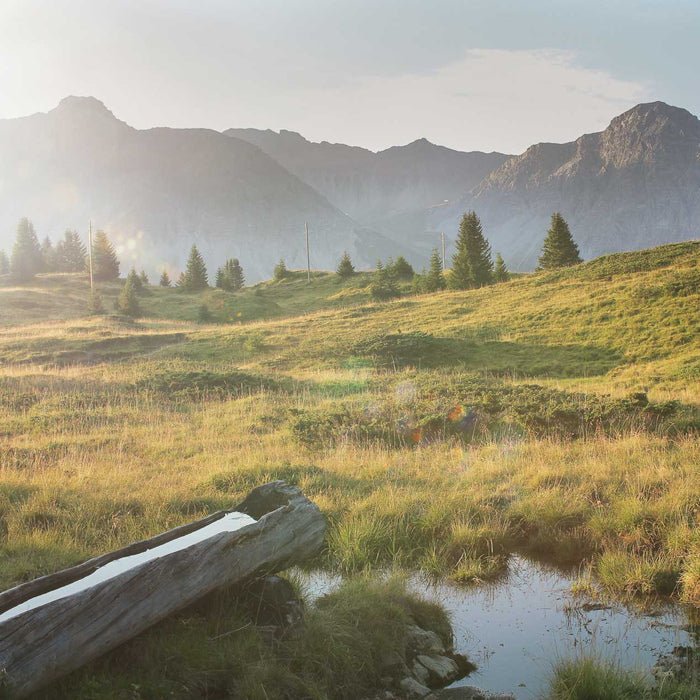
[298,555,697,699]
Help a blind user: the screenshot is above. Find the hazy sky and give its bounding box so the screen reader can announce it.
[0,0,698,153]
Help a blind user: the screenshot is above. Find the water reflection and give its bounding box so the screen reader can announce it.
[297,555,696,699]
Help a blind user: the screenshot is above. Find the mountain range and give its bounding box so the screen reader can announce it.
[0,97,698,278]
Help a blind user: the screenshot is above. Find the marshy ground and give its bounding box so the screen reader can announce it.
[0,242,698,698]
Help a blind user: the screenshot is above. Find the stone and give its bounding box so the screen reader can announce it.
[434,689,515,700]
[415,654,460,688]
[406,624,447,654]
[380,649,408,677]
[399,676,433,698]
[411,659,431,686]
[242,575,304,639]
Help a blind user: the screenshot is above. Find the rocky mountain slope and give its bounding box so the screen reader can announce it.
[430,102,700,268]
[226,127,508,253]
[2,98,698,277]
[0,97,403,280]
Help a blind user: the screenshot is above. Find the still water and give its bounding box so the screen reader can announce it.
[299,556,696,699]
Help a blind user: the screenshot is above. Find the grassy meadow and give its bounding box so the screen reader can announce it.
[1,241,699,697]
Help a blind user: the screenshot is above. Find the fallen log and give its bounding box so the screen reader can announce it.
[0,481,326,698]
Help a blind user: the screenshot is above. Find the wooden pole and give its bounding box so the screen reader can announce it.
[305,222,311,283]
[88,221,94,292]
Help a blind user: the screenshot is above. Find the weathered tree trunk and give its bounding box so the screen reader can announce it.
[0,481,326,698]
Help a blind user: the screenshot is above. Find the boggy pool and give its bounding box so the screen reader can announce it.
[300,555,697,699]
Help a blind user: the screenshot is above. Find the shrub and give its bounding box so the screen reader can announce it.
[289,376,692,449]
[138,369,274,400]
[352,332,439,368]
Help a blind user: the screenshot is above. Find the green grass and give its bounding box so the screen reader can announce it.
[0,241,699,696]
[547,656,699,700]
[0,268,414,327]
[38,576,451,700]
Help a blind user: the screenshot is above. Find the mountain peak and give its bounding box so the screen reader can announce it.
[620,100,697,120]
[599,100,700,169]
[605,101,700,139]
[52,96,116,119]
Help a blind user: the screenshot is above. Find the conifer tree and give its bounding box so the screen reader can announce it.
[537,213,582,269]
[40,236,56,272]
[198,304,212,323]
[424,249,447,292]
[176,272,187,288]
[87,290,105,315]
[139,270,149,286]
[450,211,493,289]
[494,253,510,282]
[55,230,87,272]
[336,252,355,278]
[10,218,43,280]
[181,245,208,291]
[216,258,245,291]
[390,255,415,279]
[370,260,400,301]
[273,258,288,281]
[159,270,172,287]
[91,230,120,281]
[0,250,9,275]
[412,270,426,294]
[126,268,144,293]
[116,276,140,317]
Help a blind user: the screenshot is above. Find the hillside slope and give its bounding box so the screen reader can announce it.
[0,97,403,281]
[226,128,508,252]
[2,242,698,393]
[428,102,700,269]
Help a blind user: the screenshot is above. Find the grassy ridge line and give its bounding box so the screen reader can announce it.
[0,268,408,327]
[162,241,700,394]
[0,242,699,696]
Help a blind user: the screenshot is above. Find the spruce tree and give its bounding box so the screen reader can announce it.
[390,255,415,279]
[336,252,355,278]
[424,249,446,292]
[116,276,140,317]
[494,253,510,282]
[412,270,426,294]
[176,272,187,288]
[91,230,120,281]
[216,258,245,291]
[139,270,149,286]
[87,290,105,315]
[159,270,172,287]
[229,258,244,290]
[55,230,87,272]
[0,250,9,275]
[10,218,43,280]
[40,236,56,272]
[370,260,400,301]
[181,245,208,291]
[450,211,493,289]
[273,259,288,281]
[197,304,212,323]
[126,268,144,293]
[538,213,582,270]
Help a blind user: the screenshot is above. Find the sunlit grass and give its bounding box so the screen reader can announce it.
[0,241,698,696]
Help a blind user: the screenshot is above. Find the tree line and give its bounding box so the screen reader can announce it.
[328,210,581,301]
[1,211,582,313]
[0,220,247,291]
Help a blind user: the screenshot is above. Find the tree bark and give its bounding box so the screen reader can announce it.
[0,481,326,698]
